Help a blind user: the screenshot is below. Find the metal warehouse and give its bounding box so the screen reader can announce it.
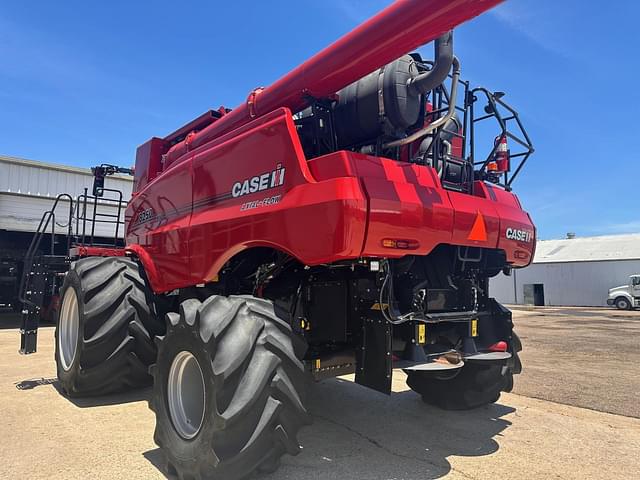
[0,155,132,234]
[0,155,132,308]
[490,233,640,307]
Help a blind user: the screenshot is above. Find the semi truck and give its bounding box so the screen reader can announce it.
[18,1,535,478]
[608,275,640,309]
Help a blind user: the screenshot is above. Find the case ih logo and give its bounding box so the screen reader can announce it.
[232,164,286,198]
[505,227,533,243]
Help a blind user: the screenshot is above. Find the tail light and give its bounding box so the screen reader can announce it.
[382,238,420,250]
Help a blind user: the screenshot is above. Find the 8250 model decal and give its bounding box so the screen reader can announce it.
[232,164,286,198]
[136,207,155,225]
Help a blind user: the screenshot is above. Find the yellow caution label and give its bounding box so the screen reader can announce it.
[315,359,321,370]
[417,324,426,344]
[471,319,478,337]
[370,303,389,311]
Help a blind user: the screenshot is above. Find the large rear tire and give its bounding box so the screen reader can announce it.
[406,332,523,410]
[150,295,310,480]
[55,257,164,397]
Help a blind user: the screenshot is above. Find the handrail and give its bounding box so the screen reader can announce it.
[18,193,74,308]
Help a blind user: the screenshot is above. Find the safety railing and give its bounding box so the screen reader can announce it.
[468,87,534,190]
[18,189,128,308]
[18,194,74,308]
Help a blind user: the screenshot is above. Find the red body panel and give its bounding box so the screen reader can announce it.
[126,109,535,294]
[69,246,126,258]
[126,156,194,291]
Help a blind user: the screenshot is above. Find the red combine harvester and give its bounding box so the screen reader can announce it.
[19,1,534,478]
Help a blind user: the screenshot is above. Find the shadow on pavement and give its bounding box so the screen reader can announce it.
[14,374,151,407]
[143,449,175,479]
[13,380,150,408]
[14,377,58,390]
[144,377,514,480]
[52,384,152,407]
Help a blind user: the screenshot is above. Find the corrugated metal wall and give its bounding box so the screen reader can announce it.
[0,156,133,238]
[490,259,640,307]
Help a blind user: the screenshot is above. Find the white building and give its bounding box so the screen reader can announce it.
[0,155,134,307]
[490,233,640,307]
[0,154,133,239]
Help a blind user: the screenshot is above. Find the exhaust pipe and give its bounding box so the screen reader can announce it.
[408,31,454,96]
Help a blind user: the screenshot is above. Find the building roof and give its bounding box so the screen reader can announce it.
[534,234,640,263]
[0,154,133,199]
[0,154,133,181]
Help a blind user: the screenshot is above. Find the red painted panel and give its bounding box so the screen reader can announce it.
[126,114,534,294]
[448,190,500,248]
[133,137,167,193]
[188,109,367,283]
[357,160,455,258]
[126,158,193,292]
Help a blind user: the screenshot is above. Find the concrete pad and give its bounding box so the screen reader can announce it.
[0,324,638,480]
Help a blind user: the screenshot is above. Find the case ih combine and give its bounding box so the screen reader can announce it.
[18,1,534,478]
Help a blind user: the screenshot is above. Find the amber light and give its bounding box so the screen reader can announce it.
[382,238,420,250]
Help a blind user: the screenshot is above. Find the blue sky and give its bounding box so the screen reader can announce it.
[0,0,637,239]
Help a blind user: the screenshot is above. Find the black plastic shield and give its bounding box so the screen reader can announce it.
[355,317,392,394]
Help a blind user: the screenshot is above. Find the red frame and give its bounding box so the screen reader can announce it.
[69,245,126,258]
[126,108,535,294]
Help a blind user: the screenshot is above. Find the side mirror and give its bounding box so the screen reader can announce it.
[92,175,105,197]
[91,166,106,197]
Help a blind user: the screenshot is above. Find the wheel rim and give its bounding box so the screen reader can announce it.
[619,299,629,309]
[58,287,80,371]
[167,351,206,440]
